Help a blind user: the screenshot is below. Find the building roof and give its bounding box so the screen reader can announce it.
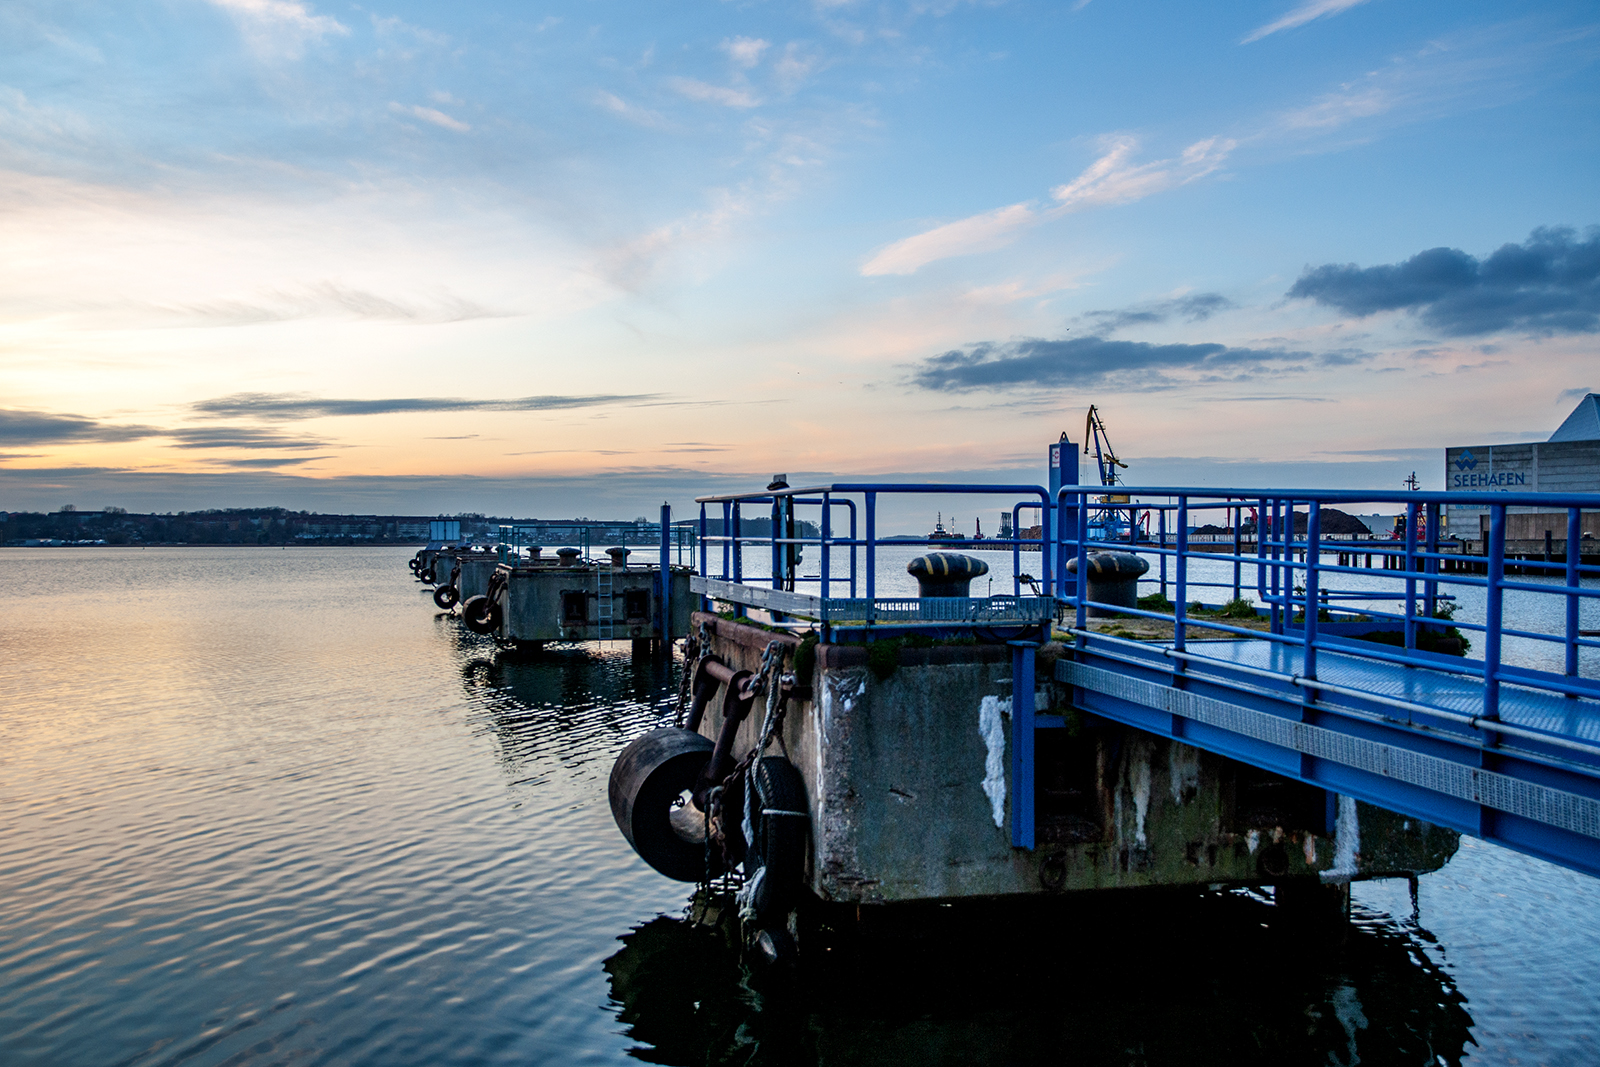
[1548,392,1600,443]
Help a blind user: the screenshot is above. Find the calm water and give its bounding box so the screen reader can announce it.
[4,546,1599,1066]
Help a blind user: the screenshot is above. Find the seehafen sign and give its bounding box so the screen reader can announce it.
[1443,439,1600,534]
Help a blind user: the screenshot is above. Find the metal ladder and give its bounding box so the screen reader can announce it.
[596,564,614,641]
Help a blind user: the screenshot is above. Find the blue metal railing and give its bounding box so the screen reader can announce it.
[696,484,1058,634]
[1052,486,1600,708]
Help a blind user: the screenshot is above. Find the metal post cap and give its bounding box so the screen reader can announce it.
[1065,551,1150,578]
[907,552,991,581]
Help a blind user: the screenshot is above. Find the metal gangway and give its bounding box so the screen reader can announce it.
[690,471,1600,881]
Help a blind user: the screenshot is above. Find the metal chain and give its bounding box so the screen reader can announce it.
[673,634,700,726]
[726,640,792,787]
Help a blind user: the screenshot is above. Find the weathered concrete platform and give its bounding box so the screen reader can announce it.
[495,558,694,644]
[692,612,1457,904]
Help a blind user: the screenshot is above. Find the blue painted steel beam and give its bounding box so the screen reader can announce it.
[1059,648,1600,879]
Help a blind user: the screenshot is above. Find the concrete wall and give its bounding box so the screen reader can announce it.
[500,563,694,642]
[694,614,1457,904]
[454,555,501,600]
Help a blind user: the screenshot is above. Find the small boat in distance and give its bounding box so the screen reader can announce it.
[927,512,958,541]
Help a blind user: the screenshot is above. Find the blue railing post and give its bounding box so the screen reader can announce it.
[1270,499,1284,634]
[1425,501,1440,622]
[1175,496,1189,657]
[1075,492,1089,642]
[1159,508,1168,601]
[1009,642,1036,850]
[698,504,710,611]
[1484,504,1505,728]
[821,491,832,601]
[659,502,671,644]
[1011,504,1023,596]
[865,491,877,605]
[847,500,858,599]
[1404,500,1419,651]
[720,501,731,580]
[1303,501,1321,705]
[731,501,742,583]
[1232,501,1242,603]
[1256,496,1268,620]
[1568,507,1582,683]
[1040,491,1053,596]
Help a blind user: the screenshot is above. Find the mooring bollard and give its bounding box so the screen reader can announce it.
[1066,550,1150,616]
[906,552,989,597]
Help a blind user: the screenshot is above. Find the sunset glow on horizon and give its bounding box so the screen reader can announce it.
[3,1,1596,518]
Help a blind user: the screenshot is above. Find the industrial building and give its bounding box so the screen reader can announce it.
[1444,392,1600,542]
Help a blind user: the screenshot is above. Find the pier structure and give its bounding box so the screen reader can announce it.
[608,444,1599,959]
[413,505,700,654]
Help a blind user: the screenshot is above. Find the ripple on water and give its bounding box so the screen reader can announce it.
[2,546,1598,1066]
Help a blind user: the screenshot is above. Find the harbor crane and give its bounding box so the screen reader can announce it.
[1083,405,1132,540]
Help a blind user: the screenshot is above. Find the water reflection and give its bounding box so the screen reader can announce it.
[605,891,1473,1066]
[452,637,682,776]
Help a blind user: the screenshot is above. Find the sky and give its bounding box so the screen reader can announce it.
[1,0,1597,525]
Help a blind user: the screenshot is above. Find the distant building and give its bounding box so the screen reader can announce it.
[1444,392,1600,539]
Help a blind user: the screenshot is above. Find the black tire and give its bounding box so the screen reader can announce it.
[743,756,809,925]
[461,595,501,635]
[433,585,460,610]
[609,728,716,882]
[420,566,436,585]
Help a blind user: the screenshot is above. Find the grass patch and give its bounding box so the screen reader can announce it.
[1352,627,1471,657]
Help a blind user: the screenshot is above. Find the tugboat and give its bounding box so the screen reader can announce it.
[927,512,958,541]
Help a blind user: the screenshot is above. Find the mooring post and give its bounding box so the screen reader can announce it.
[1009,641,1037,850]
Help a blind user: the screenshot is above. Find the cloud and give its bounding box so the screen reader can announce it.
[0,409,161,446]
[862,136,1234,275]
[907,336,1310,391]
[205,0,348,59]
[164,427,329,450]
[666,77,761,109]
[773,43,822,93]
[721,37,771,68]
[1242,0,1371,45]
[861,203,1037,276]
[158,282,503,325]
[388,102,471,132]
[594,91,670,129]
[1558,386,1595,401]
[206,455,332,468]
[1050,135,1235,210]
[1287,225,1600,336]
[188,392,663,421]
[1081,293,1235,333]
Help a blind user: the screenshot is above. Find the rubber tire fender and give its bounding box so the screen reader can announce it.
[743,756,809,926]
[433,585,460,610]
[609,728,716,883]
[460,594,501,635]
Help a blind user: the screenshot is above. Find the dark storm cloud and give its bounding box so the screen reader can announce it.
[908,335,1309,392]
[1287,225,1600,336]
[190,392,662,421]
[1081,292,1236,333]
[0,409,161,446]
